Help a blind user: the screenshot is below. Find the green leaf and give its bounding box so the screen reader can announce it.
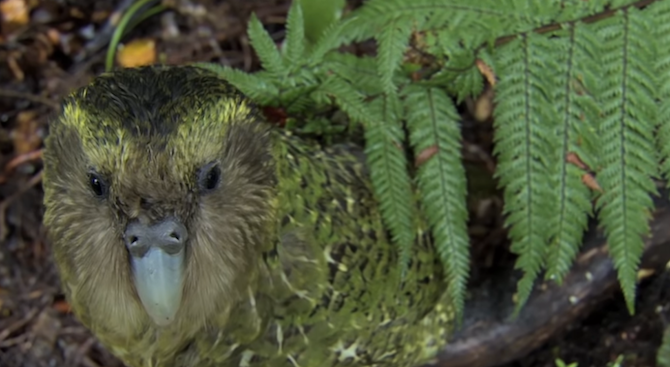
[376,16,414,93]
[544,21,601,284]
[325,53,383,96]
[311,75,370,123]
[653,0,670,185]
[307,17,354,66]
[595,9,659,314]
[248,12,283,76]
[404,85,469,321]
[283,0,306,67]
[193,63,279,105]
[493,33,560,313]
[659,323,670,367]
[299,0,346,45]
[365,93,416,273]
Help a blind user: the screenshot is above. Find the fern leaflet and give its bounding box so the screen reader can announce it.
[595,8,659,314]
[404,85,469,319]
[365,93,416,273]
[493,32,559,313]
[544,22,601,284]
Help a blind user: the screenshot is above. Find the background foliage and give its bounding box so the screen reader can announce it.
[192,0,670,321]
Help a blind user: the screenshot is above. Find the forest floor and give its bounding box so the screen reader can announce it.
[0,1,668,367]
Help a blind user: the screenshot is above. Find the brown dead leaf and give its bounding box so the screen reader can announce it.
[45,28,60,45]
[68,7,84,18]
[117,38,157,68]
[472,87,495,122]
[637,268,655,281]
[581,173,602,192]
[52,300,71,314]
[476,59,497,86]
[566,152,590,171]
[6,51,23,80]
[0,0,30,36]
[10,110,41,155]
[415,145,438,167]
[30,309,61,360]
[27,290,43,299]
[91,9,111,23]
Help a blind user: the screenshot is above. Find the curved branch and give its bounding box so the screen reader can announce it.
[432,190,670,367]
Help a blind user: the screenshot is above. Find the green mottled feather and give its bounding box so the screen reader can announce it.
[185,136,453,367]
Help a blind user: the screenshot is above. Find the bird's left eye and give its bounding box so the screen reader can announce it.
[198,162,221,193]
[88,172,108,198]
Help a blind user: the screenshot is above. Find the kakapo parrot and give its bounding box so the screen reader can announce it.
[41,65,454,367]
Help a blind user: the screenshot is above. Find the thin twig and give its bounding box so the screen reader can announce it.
[2,149,43,176]
[0,89,60,111]
[0,308,39,342]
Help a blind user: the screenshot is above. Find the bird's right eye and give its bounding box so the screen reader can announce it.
[88,172,108,198]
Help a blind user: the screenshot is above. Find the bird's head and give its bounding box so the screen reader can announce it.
[42,66,277,338]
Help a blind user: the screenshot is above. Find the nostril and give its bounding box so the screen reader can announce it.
[168,231,180,242]
[129,235,139,245]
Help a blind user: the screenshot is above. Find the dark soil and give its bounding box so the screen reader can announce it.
[0,1,668,367]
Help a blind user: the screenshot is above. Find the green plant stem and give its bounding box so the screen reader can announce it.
[105,0,165,72]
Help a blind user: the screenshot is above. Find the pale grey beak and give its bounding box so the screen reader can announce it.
[124,218,187,327]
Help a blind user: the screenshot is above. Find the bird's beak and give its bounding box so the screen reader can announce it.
[124,218,188,327]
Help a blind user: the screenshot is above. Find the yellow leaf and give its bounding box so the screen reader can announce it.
[116,38,157,68]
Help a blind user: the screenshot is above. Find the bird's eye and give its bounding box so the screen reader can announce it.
[88,172,108,198]
[198,163,221,193]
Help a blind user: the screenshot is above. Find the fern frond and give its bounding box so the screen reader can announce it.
[431,54,484,103]
[659,323,670,367]
[365,93,416,273]
[595,8,659,314]
[325,53,384,96]
[298,0,346,45]
[247,13,284,76]
[377,16,414,93]
[544,21,601,284]
[193,63,279,105]
[307,18,354,65]
[653,0,670,184]
[278,85,321,113]
[552,0,608,23]
[311,75,369,122]
[358,0,543,35]
[404,85,469,320]
[283,0,306,68]
[492,32,560,312]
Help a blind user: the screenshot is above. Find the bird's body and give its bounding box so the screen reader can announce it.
[42,66,453,367]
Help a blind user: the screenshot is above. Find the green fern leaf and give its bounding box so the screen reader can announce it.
[366,93,416,272]
[595,8,659,314]
[193,63,279,105]
[377,16,414,93]
[247,13,284,76]
[279,85,321,113]
[337,9,380,45]
[299,0,346,45]
[552,0,608,23]
[358,0,539,36]
[324,53,383,96]
[427,44,485,102]
[307,18,354,65]
[404,85,469,320]
[659,323,670,367]
[653,0,670,185]
[311,75,370,123]
[283,0,306,68]
[493,32,560,313]
[544,22,601,284]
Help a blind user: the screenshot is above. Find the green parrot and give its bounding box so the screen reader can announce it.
[41,65,453,367]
